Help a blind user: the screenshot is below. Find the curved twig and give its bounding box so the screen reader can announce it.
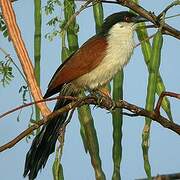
[0,95,77,120]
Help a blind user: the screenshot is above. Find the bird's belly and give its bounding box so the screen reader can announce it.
[73,36,135,90]
[73,48,133,90]
[74,62,119,89]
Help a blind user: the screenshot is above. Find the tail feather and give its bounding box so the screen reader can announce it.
[23,98,71,180]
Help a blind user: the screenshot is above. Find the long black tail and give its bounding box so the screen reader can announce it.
[23,96,71,180]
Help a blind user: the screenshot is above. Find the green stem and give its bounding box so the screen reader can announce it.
[78,103,106,180]
[92,2,104,34]
[136,26,172,121]
[142,31,163,179]
[112,71,123,180]
[64,1,105,179]
[34,0,41,127]
[64,0,79,52]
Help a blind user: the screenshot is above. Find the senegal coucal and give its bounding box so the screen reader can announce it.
[23,11,147,180]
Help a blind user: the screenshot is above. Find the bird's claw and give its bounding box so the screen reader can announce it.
[96,94,115,111]
[107,100,116,112]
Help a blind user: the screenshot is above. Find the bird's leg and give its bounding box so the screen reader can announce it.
[86,86,115,110]
[97,86,111,97]
[87,86,110,97]
[91,86,115,110]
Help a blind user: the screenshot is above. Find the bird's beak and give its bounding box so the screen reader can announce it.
[132,15,148,23]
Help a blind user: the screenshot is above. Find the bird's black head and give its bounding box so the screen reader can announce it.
[100,11,147,35]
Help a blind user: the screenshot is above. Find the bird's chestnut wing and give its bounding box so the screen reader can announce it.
[44,35,107,98]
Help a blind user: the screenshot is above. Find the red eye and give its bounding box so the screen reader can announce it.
[124,16,130,22]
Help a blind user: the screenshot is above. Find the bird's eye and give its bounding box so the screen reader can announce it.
[124,16,130,22]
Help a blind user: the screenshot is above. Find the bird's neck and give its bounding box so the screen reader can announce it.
[107,26,135,49]
[104,27,135,69]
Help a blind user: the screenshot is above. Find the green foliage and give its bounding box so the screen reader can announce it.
[44,0,65,41]
[0,58,14,86]
[19,85,29,103]
[0,12,8,38]
[45,0,62,15]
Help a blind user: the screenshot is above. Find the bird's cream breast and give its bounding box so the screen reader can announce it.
[73,23,135,90]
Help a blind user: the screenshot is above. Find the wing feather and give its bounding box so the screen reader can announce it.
[44,35,107,98]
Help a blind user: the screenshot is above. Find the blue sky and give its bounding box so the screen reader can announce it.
[0,0,180,180]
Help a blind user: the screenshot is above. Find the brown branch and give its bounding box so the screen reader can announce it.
[0,95,77,120]
[137,172,180,180]
[1,93,180,152]
[0,98,84,152]
[155,91,180,114]
[100,0,180,39]
[0,0,50,116]
[116,0,180,39]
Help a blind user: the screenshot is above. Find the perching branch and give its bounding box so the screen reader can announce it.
[97,0,180,39]
[114,0,180,39]
[74,0,180,39]
[0,91,180,152]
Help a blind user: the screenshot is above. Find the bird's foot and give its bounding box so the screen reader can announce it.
[87,86,115,110]
[93,92,115,111]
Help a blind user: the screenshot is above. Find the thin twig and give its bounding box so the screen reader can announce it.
[135,33,155,48]
[155,91,180,114]
[0,47,26,82]
[158,0,180,18]
[122,112,139,117]
[0,95,77,120]
[0,47,35,118]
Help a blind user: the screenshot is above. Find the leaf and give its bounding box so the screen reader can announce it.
[0,59,14,86]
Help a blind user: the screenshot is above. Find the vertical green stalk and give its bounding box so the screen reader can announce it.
[77,98,106,180]
[64,0,78,53]
[34,0,41,125]
[136,26,172,120]
[93,1,124,179]
[142,31,163,179]
[52,145,64,180]
[64,1,105,179]
[112,71,123,180]
[92,2,111,92]
[93,2,104,34]
[133,0,171,178]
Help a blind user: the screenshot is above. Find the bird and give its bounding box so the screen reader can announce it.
[23,11,147,180]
